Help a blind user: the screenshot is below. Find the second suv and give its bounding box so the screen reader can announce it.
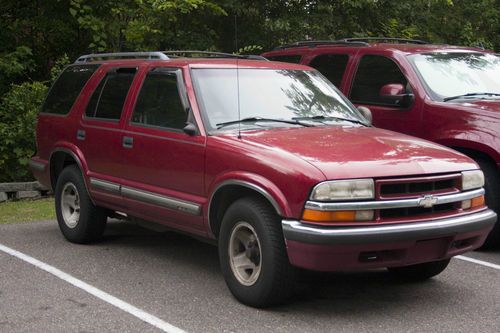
[263,38,500,246]
[31,51,496,307]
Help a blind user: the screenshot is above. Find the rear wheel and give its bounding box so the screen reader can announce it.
[388,259,450,281]
[475,158,500,248]
[55,165,107,243]
[218,197,296,307]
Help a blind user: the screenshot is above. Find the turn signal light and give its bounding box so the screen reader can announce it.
[461,195,485,210]
[302,209,374,222]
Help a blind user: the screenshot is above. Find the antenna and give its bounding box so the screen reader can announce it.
[235,14,242,139]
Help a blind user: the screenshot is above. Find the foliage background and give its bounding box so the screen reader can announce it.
[0,0,498,181]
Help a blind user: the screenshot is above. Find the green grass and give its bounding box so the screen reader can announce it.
[0,198,55,224]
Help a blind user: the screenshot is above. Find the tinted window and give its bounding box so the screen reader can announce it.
[132,70,187,130]
[41,64,99,114]
[85,68,136,120]
[309,54,349,87]
[351,55,408,106]
[267,55,302,63]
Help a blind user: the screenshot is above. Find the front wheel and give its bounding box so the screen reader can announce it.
[55,165,107,244]
[387,259,450,281]
[218,197,296,307]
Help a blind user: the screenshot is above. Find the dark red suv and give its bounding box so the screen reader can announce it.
[263,38,500,246]
[30,51,496,307]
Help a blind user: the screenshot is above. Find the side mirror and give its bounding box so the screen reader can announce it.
[357,106,372,126]
[183,122,198,136]
[380,83,414,108]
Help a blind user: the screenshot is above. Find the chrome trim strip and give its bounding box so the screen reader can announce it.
[121,186,201,215]
[282,209,497,245]
[90,178,121,194]
[29,159,46,172]
[305,188,485,211]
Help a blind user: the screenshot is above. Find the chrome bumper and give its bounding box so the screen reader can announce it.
[282,209,497,245]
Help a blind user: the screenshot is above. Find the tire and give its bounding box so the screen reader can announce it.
[475,158,500,249]
[55,165,107,244]
[218,197,296,307]
[387,259,450,281]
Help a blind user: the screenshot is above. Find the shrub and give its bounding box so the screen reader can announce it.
[0,81,48,182]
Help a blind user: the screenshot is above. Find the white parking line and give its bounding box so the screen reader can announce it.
[455,255,500,270]
[0,243,187,333]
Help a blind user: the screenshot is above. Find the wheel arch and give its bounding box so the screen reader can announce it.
[208,179,287,238]
[49,147,94,204]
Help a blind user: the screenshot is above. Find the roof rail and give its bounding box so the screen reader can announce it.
[339,37,428,45]
[75,51,169,63]
[273,40,369,50]
[163,50,268,61]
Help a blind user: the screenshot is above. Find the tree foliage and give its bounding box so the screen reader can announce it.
[0,0,498,181]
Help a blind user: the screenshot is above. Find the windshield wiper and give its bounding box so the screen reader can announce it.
[292,115,368,126]
[443,92,500,102]
[216,117,313,129]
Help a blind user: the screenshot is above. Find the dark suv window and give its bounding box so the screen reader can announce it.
[85,68,136,120]
[131,69,187,130]
[309,54,349,87]
[41,64,99,115]
[266,55,302,63]
[351,55,408,106]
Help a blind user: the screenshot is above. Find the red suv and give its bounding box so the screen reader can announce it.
[30,51,496,307]
[263,38,500,246]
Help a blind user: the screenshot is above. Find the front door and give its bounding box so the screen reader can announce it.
[120,67,206,234]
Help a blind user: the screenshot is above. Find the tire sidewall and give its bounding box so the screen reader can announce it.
[55,166,94,243]
[219,199,282,305]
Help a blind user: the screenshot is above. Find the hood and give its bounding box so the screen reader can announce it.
[450,99,500,117]
[226,126,478,180]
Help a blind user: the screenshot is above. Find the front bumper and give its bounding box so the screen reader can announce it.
[282,209,497,271]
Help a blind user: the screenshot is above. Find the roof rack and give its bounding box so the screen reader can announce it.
[75,51,169,63]
[163,50,268,61]
[339,37,428,44]
[273,37,429,50]
[274,40,368,50]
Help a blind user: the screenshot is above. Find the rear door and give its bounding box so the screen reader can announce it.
[78,66,139,209]
[120,67,206,234]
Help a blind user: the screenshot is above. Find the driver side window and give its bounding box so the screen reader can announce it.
[351,55,409,106]
[132,69,187,130]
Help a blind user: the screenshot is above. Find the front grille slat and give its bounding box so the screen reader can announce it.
[376,174,462,221]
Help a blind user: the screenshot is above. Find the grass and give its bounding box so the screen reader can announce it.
[0,198,55,224]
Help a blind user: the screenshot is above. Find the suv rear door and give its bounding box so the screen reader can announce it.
[78,66,139,210]
[120,66,206,234]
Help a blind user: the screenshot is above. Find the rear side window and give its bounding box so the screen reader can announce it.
[266,55,302,63]
[41,64,99,115]
[309,54,349,87]
[351,55,408,106]
[131,70,187,130]
[85,68,137,120]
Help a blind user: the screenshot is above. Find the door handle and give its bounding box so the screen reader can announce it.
[123,136,134,148]
[77,130,86,141]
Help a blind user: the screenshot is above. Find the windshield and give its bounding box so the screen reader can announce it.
[191,68,366,132]
[409,52,500,101]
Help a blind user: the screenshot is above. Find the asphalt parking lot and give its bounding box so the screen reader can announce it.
[1,220,499,333]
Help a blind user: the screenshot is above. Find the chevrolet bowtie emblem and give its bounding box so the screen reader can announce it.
[418,195,439,208]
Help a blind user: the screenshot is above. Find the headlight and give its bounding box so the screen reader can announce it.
[462,170,484,191]
[310,179,374,201]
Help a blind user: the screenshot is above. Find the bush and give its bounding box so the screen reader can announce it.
[0,81,48,182]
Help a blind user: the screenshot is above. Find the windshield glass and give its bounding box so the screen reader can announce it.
[409,52,500,100]
[191,68,366,132]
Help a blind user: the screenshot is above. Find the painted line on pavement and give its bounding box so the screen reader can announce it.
[455,255,500,270]
[0,243,187,333]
